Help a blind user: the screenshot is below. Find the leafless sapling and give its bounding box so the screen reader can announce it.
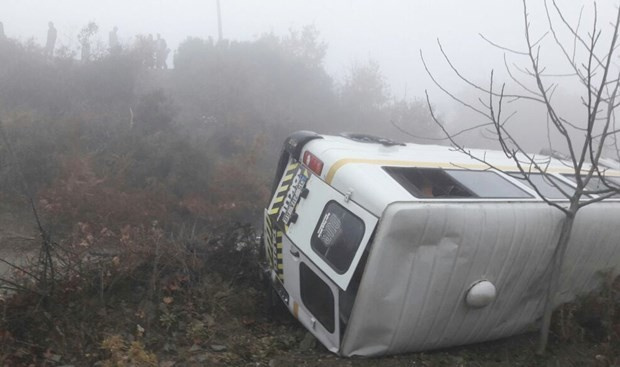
[418,0,620,354]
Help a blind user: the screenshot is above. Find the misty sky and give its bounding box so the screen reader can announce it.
[2,0,619,103]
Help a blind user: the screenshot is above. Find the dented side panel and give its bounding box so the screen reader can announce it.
[341,202,620,356]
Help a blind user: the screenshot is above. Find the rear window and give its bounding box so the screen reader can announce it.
[311,201,365,274]
[300,262,335,333]
[383,167,532,199]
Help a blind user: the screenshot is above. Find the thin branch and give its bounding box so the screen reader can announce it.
[0,257,42,282]
[544,0,590,88]
[552,0,606,69]
[391,119,495,141]
[0,119,57,295]
[504,55,543,97]
[480,33,529,55]
[435,40,546,103]
[420,50,493,119]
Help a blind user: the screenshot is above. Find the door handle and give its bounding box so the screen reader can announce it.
[290,247,300,257]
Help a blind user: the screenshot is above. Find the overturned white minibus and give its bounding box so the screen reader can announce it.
[262,131,620,356]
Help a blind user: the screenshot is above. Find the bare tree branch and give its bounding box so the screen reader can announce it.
[479,33,529,55]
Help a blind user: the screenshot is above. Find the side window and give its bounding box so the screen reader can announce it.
[300,262,335,333]
[311,201,365,274]
[384,167,473,198]
[447,170,533,198]
[562,174,620,198]
[384,167,532,199]
[516,173,575,199]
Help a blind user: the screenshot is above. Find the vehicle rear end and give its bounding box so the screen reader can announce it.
[262,131,379,353]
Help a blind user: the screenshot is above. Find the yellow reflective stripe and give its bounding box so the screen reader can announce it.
[270,227,283,280]
[283,163,299,180]
[277,185,290,193]
[268,208,279,215]
[274,196,284,204]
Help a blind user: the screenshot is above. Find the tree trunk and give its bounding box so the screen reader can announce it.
[537,211,577,354]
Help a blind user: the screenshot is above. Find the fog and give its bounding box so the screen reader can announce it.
[1,0,620,185]
[4,0,617,99]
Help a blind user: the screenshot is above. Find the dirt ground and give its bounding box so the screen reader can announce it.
[164,305,615,367]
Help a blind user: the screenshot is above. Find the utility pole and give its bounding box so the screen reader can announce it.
[216,0,223,42]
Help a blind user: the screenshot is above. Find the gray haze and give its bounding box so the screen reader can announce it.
[3,1,617,98]
[3,0,620,153]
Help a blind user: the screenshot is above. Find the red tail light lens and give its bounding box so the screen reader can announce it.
[303,151,324,175]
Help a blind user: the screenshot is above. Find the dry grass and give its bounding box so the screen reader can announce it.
[0,220,618,366]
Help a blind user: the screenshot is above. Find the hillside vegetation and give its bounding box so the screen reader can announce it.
[0,28,618,366]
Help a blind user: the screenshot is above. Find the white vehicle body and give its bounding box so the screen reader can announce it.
[263,131,620,356]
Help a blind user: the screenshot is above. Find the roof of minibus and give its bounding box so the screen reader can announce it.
[305,135,578,177]
[300,134,620,216]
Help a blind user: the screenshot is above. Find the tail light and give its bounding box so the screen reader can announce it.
[303,151,324,175]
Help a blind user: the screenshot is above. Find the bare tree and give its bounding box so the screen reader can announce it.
[417,0,620,354]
